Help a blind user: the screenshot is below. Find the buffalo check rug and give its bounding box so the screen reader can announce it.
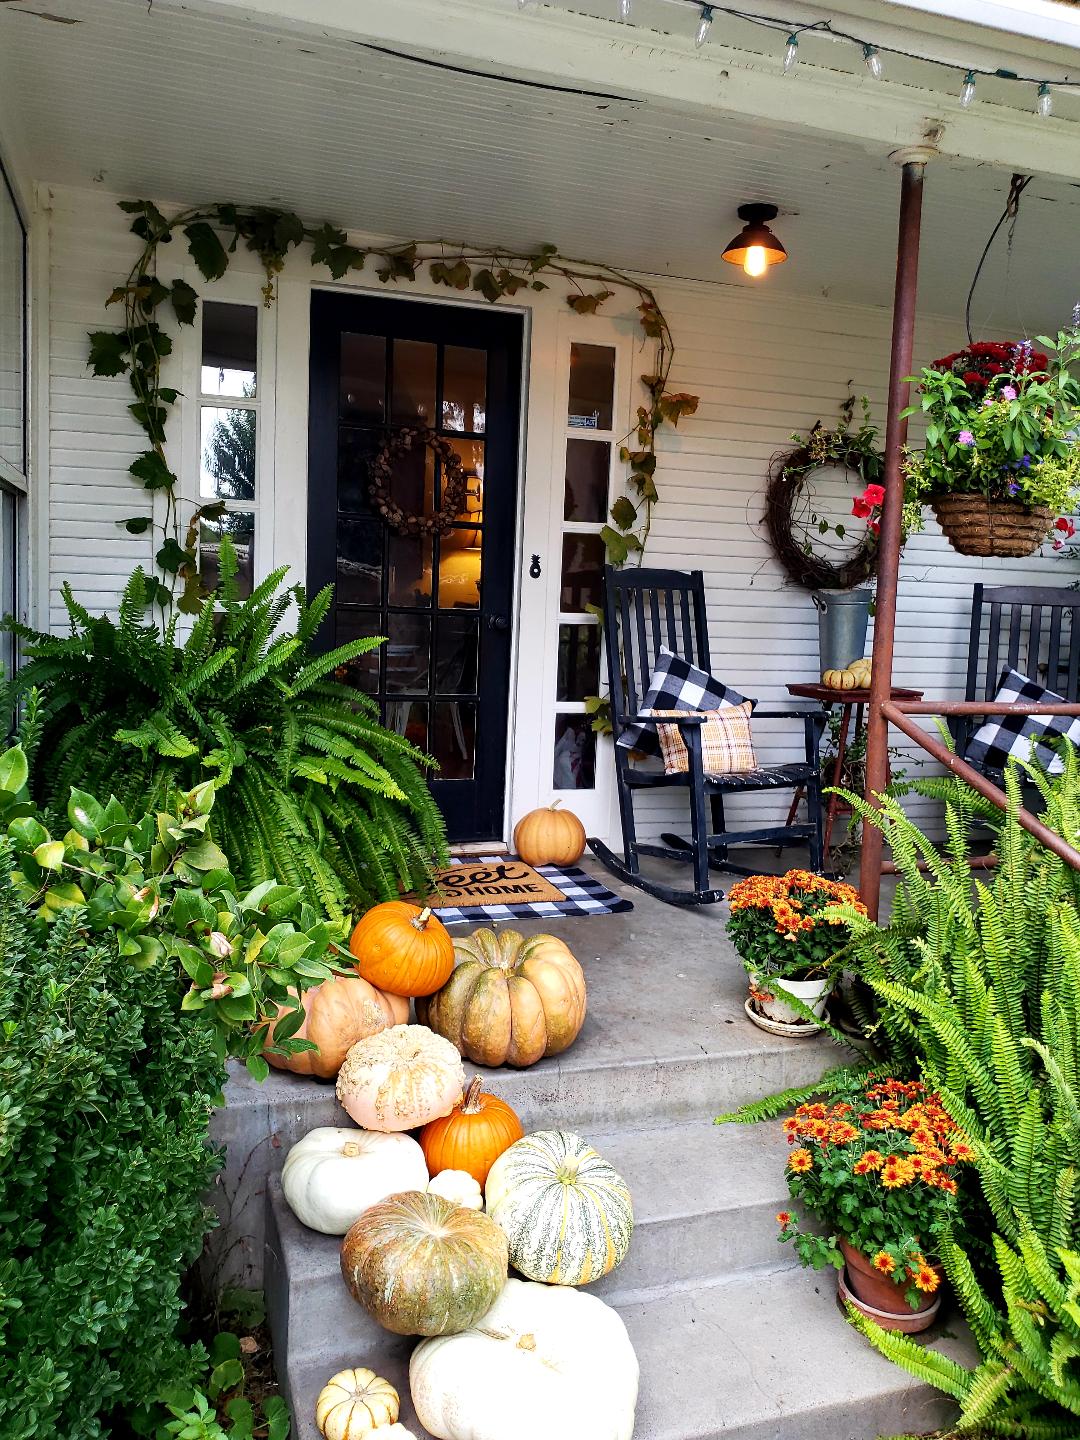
[420,857,634,924]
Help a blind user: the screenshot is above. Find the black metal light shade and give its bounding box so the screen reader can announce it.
[722,203,787,277]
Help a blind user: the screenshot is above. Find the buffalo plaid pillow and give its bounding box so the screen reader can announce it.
[617,646,750,757]
[966,666,1080,775]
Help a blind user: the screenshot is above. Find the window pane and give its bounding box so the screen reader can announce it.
[200,512,255,600]
[388,531,433,607]
[336,518,382,606]
[201,405,256,500]
[0,172,25,473]
[386,698,428,751]
[564,438,610,522]
[447,437,485,524]
[553,714,596,790]
[557,623,601,701]
[201,301,257,397]
[386,612,430,694]
[437,614,479,694]
[338,427,377,514]
[438,528,481,609]
[341,333,386,423]
[442,346,486,433]
[560,532,605,612]
[335,608,382,692]
[432,701,476,779]
[568,342,615,431]
[389,433,436,514]
[392,339,436,425]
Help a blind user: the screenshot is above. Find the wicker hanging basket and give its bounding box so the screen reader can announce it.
[931,494,1053,558]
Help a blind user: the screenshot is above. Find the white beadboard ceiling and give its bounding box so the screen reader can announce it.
[2,0,1080,330]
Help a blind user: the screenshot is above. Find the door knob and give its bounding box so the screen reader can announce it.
[486,615,509,631]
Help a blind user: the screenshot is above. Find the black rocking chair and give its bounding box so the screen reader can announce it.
[587,566,827,906]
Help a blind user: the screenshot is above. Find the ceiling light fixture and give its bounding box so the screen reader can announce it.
[722,203,788,279]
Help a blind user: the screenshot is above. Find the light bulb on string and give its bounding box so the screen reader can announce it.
[783,33,799,74]
[694,4,714,48]
[1037,82,1053,117]
[959,70,976,107]
[619,0,632,18]
[516,0,539,10]
[863,44,883,80]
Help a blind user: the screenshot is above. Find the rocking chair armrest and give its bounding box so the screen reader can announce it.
[624,712,710,728]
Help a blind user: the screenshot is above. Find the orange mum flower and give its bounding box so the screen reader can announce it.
[872,1251,896,1275]
[788,1148,813,1173]
[830,1122,860,1144]
[782,1117,801,1137]
[951,1142,975,1161]
[853,1149,884,1174]
[880,1156,916,1188]
[911,1263,940,1294]
[776,1211,792,1226]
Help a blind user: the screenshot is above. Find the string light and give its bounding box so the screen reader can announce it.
[619,0,633,17]
[1037,82,1053,118]
[960,70,976,107]
[783,33,799,74]
[862,44,883,80]
[694,4,714,47]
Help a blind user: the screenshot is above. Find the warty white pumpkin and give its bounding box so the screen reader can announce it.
[484,1129,633,1285]
[282,1127,428,1235]
[427,1168,484,1210]
[409,1277,638,1440]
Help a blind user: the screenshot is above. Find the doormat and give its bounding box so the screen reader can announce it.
[416,857,634,924]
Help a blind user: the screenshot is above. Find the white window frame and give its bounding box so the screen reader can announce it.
[0,156,29,673]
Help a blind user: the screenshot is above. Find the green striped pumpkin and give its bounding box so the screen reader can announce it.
[484,1131,633,1286]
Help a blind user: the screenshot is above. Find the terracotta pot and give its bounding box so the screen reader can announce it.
[839,1239,941,1333]
[931,494,1052,558]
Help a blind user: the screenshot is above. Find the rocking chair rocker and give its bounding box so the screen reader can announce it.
[587,566,827,906]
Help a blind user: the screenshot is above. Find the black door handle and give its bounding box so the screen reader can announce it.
[486,615,509,632]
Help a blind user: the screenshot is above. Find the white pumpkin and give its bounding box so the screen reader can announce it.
[410,1277,638,1440]
[282,1127,428,1235]
[315,1367,398,1439]
[369,1430,418,1439]
[484,1130,633,1285]
[427,1169,484,1210]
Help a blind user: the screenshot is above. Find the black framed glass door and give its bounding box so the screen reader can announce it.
[308,292,523,841]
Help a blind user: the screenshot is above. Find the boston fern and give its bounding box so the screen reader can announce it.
[2,541,448,923]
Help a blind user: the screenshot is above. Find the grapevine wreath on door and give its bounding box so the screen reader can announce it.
[368,426,469,537]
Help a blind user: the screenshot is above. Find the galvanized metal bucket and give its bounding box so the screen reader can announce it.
[812,588,872,674]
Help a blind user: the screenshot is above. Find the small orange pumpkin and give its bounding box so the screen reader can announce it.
[263,974,409,1080]
[350,901,455,998]
[513,802,586,867]
[419,1076,525,1188]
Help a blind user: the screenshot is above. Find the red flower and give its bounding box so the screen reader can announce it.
[869,518,881,534]
[852,496,873,519]
[962,370,982,386]
[1055,517,1076,537]
[864,484,885,506]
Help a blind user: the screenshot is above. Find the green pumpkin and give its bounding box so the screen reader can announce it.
[484,1131,633,1286]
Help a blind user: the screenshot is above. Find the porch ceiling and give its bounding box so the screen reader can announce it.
[3,0,1080,330]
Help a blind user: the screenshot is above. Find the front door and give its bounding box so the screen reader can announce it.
[308,292,523,842]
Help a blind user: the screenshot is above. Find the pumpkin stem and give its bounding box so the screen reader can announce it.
[461,1075,485,1113]
[341,1141,362,1157]
[413,906,433,930]
[549,799,562,811]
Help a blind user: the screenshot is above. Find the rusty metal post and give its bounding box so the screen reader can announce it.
[859,149,934,918]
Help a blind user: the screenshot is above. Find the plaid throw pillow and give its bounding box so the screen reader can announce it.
[649,702,758,776]
[966,666,1080,775]
[618,647,750,757]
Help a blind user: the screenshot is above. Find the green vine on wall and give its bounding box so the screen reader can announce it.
[88,199,699,611]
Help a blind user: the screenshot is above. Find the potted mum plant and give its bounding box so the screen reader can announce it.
[725,870,866,1033]
[775,1076,973,1331]
[902,323,1080,558]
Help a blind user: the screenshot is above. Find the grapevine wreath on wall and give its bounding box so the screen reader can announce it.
[763,397,885,591]
[368,426,469,537]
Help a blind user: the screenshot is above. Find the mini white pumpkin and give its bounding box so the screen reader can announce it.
[484,1130,633,1285]
[369,1429,418,1439]
[410,1277,638,1440]
[427,1168,484,1210]
[315,1367,398,1439]
[282,1126,428,1235]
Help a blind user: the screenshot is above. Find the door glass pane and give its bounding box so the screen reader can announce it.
[0,174,25,473]
[442,346,486,433]
[560,532,605,612]
[386,698,428,752]
[557,623,601,701]
[201,301,257,397]
[439,529,482,609]
[389,435,436,514]
[564,438,610,522]
[392,339,437,425]
[433,701,476,779]
[201,405,256,500]
[388,531,433,607]
[341,333,386,422]
[568,343,615,431]
[336,518,382,606]
[386,612,430,694]
[200,512,255,599]
[447,437,485,524]
[553,714,596,790]
[437,614,479,694]
[338,427,377,514]
[335,609,382,692]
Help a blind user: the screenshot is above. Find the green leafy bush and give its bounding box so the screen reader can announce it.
[2,542,449,924]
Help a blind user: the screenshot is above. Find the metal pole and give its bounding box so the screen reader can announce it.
[859,150,933,918]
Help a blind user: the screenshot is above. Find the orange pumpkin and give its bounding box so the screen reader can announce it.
[350,902,455,998]
[513,803,587,867]
[419,1076,525,1187]
[263,974,409,1080]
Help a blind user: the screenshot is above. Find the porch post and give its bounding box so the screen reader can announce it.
[859,148,934,919]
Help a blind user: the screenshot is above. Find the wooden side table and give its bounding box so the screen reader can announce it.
[786,682,925,863]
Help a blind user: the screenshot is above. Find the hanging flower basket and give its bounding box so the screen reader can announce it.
[931,494,1053,559]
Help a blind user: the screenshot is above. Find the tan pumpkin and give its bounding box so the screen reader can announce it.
[314,1367,398,1440]
[336,1023,464,1131]
[513,802,587,867]
[350,901,454,998]
[263,974,409,1080]
[419,1075,524,1187]
[417,929,586,1068]
[341,1189,508,1336]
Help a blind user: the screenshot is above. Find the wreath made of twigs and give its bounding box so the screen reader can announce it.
[764,426,883,591]
[368,425,469,538]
